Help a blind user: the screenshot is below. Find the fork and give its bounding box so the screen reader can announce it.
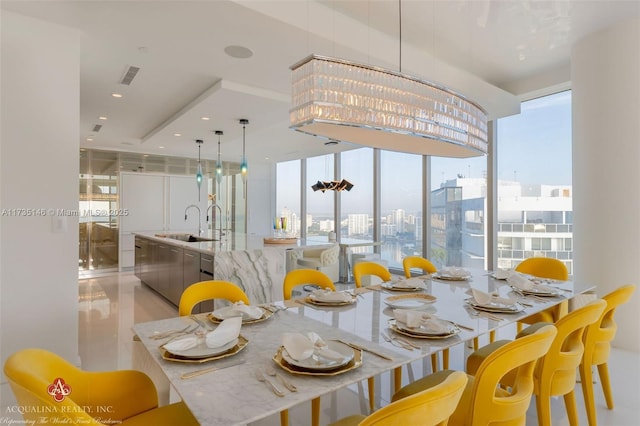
[381,332,413,351]
[149,324,197,340]
[254,369,285,396]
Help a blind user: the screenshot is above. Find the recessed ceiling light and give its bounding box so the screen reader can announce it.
[224,45,253,59]
[143,154,149,157]
[201,116,210,121]
[159,146,165,149]
[86,138,93,142]
[98,116,108,120]
[173,133,182,137]
[111,93,123,98]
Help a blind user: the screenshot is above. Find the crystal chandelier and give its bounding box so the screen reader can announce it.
[290,55,487,158]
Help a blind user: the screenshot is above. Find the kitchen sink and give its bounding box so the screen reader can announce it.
[155,233,216,242]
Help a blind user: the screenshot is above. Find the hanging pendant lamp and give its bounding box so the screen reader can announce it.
[215,130,223,185]
[195,139,203,200]
[239,119,249,182]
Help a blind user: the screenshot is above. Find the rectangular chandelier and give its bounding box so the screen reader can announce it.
[290,55,488,158]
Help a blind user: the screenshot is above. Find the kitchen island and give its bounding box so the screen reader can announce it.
[133,232,333,307]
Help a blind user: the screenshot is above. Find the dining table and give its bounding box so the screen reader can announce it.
[131,268,594,426]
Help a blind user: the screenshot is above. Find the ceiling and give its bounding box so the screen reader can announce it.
[2,1,638,166]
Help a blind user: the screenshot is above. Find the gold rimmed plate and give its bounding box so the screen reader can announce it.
[466,299,525,313]
[511,285,560,297]
[207,306,273,324]
[273,345,362,376]
[388,319,459,340]
[431,273,471,281]
[383,293,437,309]
[305,294,357,306]
[381,281,425,292]
[160,335,248,363]
[281,341,354,371]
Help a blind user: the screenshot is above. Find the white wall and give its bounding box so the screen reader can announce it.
[246,162,275,236]
[572,18,640,352]
[0,11,80,375]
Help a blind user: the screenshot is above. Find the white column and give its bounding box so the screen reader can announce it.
[572,18,640,351]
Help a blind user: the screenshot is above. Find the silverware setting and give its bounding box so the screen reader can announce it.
[254,369,285,397]
[334,339,393,361]
[190,315,213,331]
[149,324,198,340]
[265,365,297,392]
[180,360,246,380]
[381,331,414,351]
[470,310,504,322]
[440,320,474,332]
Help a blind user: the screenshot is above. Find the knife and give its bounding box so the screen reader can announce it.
[180,360,246,380]
[334,340,393,361]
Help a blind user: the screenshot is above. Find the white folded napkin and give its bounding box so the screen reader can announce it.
[164,335,199,351]
[493,269,513,280]
[391,277,426,289]
[393,309,451,333]
[471,288,516,306]
[310,288,353,303]
[506,273,534,290]
[438,266,470,277]
[205,316,242,348]
[282,332,345,361]
[230,301,263,320]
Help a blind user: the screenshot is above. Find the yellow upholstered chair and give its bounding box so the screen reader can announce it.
[4,348,198,426]
[515,257,570,332]
[283,269,335,300]
[392,324,557,426]
[467,300,607,426]
[328,370,467,426]
[402,256,437,277]
[178,280,250,316]
[353,261,391,288]
[580,284,636,426]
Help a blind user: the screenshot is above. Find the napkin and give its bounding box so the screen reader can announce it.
[438,266,470,277]
[506,273,534,290]
[393,309,451,333]
[230,301,263,320]
[493,269,513,280]
[282,332,345,361]
[163,335,199,351]
[471,288,516,306]
[310,288,353,303]
[391,277,426,289]
[205,316,242,348]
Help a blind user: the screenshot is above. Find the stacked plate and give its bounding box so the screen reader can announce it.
[305,292,356,306]
[160,336,248,363]
[383,294,436,309]
[388,319,459,340]
[274,341,362,376]
[432,272,471,281]
[466,299,525,314]
[381,278,426,291]
[208,306,272,324]
[511,285,560,297]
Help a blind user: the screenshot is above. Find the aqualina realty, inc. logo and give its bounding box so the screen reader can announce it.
[47,378,71,402]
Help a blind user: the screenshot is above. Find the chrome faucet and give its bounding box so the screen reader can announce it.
[184,204,203,236]
[207,203,224,240]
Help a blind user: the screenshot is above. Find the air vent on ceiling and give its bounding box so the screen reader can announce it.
[119,66,140,86]
[92,124,102,132]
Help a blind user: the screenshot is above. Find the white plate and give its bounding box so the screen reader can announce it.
[432,273,471,281]
[467,300,524,313]
[383,294,437,309]
[163,338,238,359]
[282,341,354,371]
[395,319,456,336]
[381,281,424,291]
[512,285,560,297]
[211,306,265,321]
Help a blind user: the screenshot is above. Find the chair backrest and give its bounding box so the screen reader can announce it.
[402,256,437,278]
[283,269,335,300]
[535,299,607,394]
[465,325,557,426]
[319,244,340,266]
[353,262,391,288]
[583,284,636,367]
[179,280,250,316]
[514,257,569,281]
[3,348,158,425]
[360,371,467,426]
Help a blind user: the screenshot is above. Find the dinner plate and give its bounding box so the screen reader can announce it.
[394,318,457,336]
[467,299,525,313]
[389,320,460,340]
[511,285,560,297]
[432,273,471,281]
[208,306,272,324]
[383,294,437,309]
[274,345,362,376]
[381,281,425,291]
[281,340,354,371]
[160,335,248,363]
[163,338,239,359]
[305,294,356,306]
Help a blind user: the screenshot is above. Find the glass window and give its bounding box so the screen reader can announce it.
[276,160,301,237]
[341,148,373,241]
[306,154,335,240]
[497,91,573,274]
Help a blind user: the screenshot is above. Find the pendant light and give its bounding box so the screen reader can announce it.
[239,119,249,182]
[195,139,203,201]
[214,130,223,186]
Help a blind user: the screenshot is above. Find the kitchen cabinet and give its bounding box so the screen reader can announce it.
[166,246,184,306]
[183,249,201,288]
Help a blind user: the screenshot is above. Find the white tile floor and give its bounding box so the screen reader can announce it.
[4,271,639,425]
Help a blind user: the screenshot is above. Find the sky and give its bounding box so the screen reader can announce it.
[278,90,572,215]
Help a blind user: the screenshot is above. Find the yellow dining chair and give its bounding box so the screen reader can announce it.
[391,324,557,426]
[328,370,467,426]
[178,280,250,316]
[515,257,570,332]
[402,256,449,372]
[283,268,335,300]
[402,256,437,277]
[580,284,636,426]
[353,261,391,288]
[4,348,198,426]
[466,300,607,426]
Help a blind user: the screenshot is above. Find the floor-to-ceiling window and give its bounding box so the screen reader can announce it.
[306,154,335,239]
[276,160,301,237]
[496,90,573,274]
[340,148,373,242]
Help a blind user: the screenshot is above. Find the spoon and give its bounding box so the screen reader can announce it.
[265,365,297,392]
[254,369,285,397]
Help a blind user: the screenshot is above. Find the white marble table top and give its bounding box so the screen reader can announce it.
[132,269,594,426]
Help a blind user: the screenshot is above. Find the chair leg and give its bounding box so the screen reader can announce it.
[367,377,375,413]
[597,362,614,409]
[535,389,552,426]
[579,363,598,426]
[280,410,288,426]
[311,397,320,426]
[563,390,579,426]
